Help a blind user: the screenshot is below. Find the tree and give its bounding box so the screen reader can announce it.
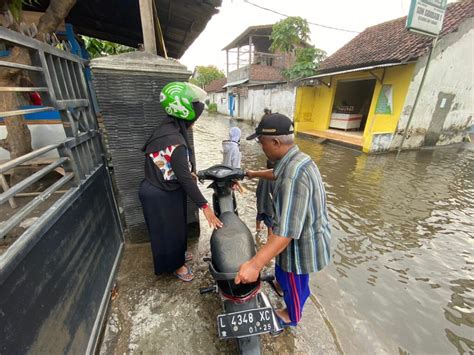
[0,0,77,160]
[82,36,134,59]
[270,16,310,54]
[270,17,327,80]
[283,46,327,80]
[190,65,225,88]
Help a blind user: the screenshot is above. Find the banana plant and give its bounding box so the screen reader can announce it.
[82,35,135,59]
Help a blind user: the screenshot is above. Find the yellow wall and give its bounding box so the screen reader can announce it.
[362,64,415,152]
[293,63,416,152]
[293,82,334,132]
[294,87,317,131]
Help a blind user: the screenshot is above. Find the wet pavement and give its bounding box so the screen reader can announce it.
[99,113,342,354]
[100,113,473,354]
[99,240,340,354]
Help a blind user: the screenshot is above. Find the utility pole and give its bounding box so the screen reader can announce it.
[139,0,157,54]
[398,0,447,155]
[397,36,438,156]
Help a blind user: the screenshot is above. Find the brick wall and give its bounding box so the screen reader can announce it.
[250,65,285,82]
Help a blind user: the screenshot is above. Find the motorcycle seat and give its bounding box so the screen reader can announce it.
[210,212,256,274]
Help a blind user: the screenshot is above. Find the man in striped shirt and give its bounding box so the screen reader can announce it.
[235,113,331,327]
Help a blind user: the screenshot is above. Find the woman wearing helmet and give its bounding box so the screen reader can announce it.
[140,82,223,282]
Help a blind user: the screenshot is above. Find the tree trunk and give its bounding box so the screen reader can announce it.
[0,0,77,160]
[0,93,32,159]
[0,45,34,186]
[36,0,77,39]
[0,45,32,160]
[0,0,77,188]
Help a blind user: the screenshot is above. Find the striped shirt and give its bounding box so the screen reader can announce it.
[273,145,331,274]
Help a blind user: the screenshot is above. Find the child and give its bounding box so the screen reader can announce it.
[256,160,275,235]
[222,126,241,168]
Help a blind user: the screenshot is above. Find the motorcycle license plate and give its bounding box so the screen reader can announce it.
[217,307,274,339]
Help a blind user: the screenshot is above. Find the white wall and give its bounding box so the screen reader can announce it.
[207,92,228,115]
[389,18,474,151]
[239,84,296,122]
[0,124,65,161]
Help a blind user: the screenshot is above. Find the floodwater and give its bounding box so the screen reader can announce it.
[193,113,474,355]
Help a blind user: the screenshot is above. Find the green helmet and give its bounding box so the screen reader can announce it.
[160,82,207,120]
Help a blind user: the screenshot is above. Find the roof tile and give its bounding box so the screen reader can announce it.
[319,0,474,72]
[204,77,227,92]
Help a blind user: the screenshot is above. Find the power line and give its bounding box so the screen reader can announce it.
[242,0,361,34]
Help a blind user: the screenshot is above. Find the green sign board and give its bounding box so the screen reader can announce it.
[375,85,393,115]
[406,0,448,37]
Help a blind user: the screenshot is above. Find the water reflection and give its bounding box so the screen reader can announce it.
[444,278,474,353]
[193,114,474,354]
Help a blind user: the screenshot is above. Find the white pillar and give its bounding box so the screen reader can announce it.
[237,46,240,69]
[139,0,157,54]
[249,36,252,65]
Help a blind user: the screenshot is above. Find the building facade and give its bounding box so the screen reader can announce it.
[294,1,473,153]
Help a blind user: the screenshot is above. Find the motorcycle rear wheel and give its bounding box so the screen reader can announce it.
[237,336,261,355]
[224,298,262,355]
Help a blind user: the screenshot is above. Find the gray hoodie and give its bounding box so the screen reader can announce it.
[222,127,241,168]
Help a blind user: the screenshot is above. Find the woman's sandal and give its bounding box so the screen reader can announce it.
[185,251,193,262]
[173,265,194,282]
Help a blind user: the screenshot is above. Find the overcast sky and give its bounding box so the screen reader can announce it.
[180,0,455,72]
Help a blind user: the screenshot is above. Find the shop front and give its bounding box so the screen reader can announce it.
[294,63,416,152]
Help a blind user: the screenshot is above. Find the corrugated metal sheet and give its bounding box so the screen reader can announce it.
[304,63,402,80]
[223,78,249,88]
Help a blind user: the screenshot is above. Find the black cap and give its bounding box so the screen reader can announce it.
[246,113,294,140]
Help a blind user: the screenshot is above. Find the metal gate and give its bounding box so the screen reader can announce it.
[0,28,123,353]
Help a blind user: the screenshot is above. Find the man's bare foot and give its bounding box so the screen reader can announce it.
[275,308,291,323]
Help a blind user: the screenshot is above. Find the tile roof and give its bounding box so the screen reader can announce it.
[204,77,227,92]
[319,0,474,73]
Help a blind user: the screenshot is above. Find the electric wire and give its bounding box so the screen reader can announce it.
[242,0,361,33]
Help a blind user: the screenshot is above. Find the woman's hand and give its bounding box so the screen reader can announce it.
[202,206,223,229]
[231,181,245,194]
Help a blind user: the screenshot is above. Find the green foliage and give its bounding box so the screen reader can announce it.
[190,65,225,88]
[8,0,23,21]
[207,103,218,113]
[7,0,41,21]
[82,36,135,59]
[283,46,327,80]
[270,17,311,54]
[270,17,326,80]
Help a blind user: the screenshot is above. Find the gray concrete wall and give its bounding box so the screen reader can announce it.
[389,18,474,151]
[236,84,296,122]
[228,65,250,83]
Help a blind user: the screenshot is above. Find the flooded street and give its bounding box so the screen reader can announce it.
[193,113,474,354]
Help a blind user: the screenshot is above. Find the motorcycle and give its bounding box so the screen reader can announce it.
[197,165,283,355]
